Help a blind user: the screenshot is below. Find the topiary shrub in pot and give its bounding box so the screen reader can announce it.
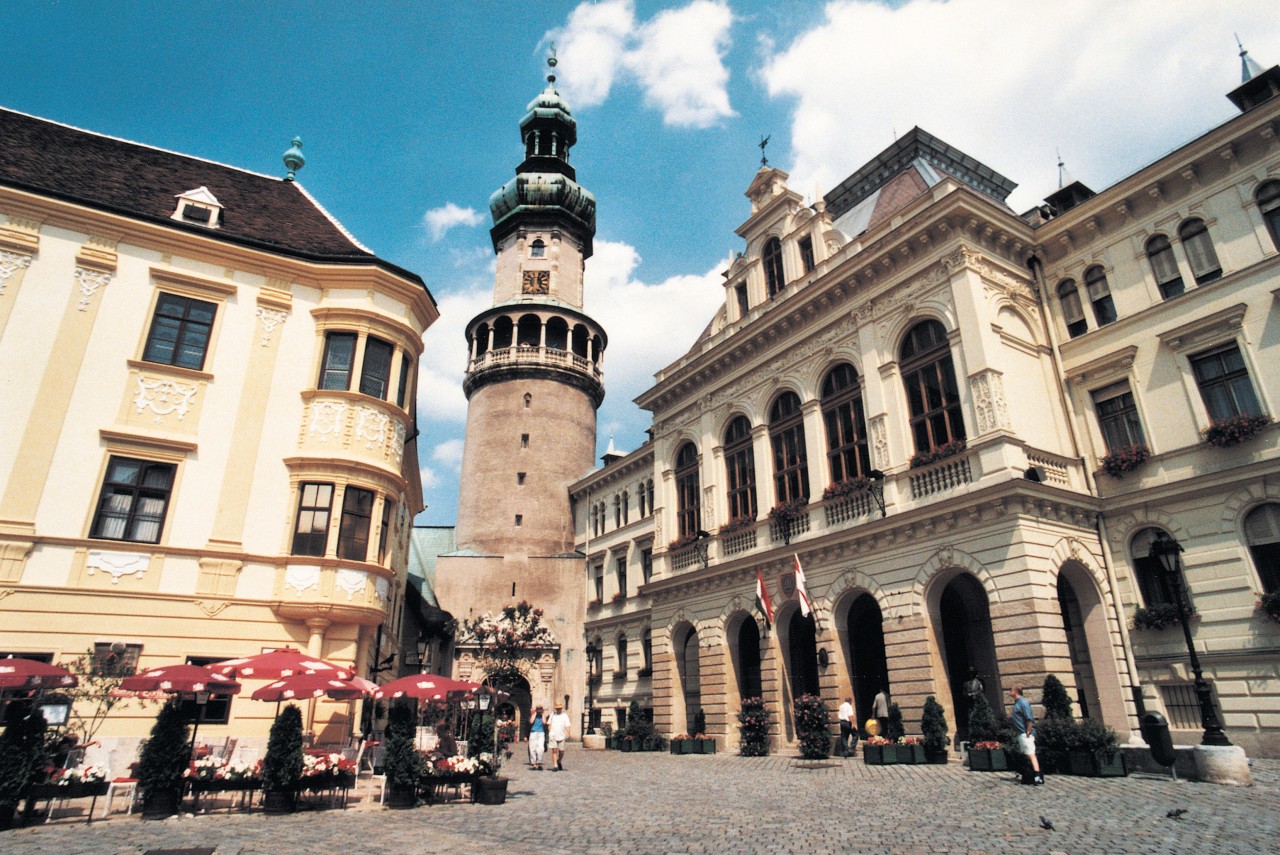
[886,702,905,741]
[138,700,190,819]
[793,694,831,760]
[1036,674,1075,774]
[0,704,47,829]
[965,692,1007,771]
[920,696,949,764]
[261,704,304,814]
[382,700,423,808]
[737,697,770,756]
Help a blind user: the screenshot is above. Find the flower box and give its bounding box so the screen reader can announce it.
[1099,443,1150,478]
[862,743,893,765]
[670,739,686,754]
[1256,591,1280,625]
[1063,750,1126,778]
[620,739,634,752]
[699,738,716,754]
[1132,603,1190,631]
[29,780,109,800]
[686,738,703,754]
[910,439,967,469]
[1202,414,1270,448]
[967,747,1008,771]
[899,743,927,764]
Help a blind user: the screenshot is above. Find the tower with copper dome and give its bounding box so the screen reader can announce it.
[435,54,604,720]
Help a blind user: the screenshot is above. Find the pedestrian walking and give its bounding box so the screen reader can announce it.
[528,704,547,769]
[1010,686,1043,785]
[548,700,572,771]
[873,686,891,738]
[837,696,856,756]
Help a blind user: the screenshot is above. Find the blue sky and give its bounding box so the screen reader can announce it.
[4,1,1277,525]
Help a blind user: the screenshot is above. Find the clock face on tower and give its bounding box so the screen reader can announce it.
[522,270,550,294]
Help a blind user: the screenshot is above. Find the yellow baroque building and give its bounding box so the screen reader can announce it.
[0,109,437,755]
[575,57,1280,759]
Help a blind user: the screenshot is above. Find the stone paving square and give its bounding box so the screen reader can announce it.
[3,750,1277,854]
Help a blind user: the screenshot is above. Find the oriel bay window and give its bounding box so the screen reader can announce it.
[318,330,408,406]
[675,442,701,540]
[291,483,334,556]
[90,457,176,543]
[769,392,809,504]
[724,415,757,522]
[900,320,965,455]
[291,482,383,561]
[821,363,870,484]
[338,487,375,561]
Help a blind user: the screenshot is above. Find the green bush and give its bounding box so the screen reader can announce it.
[624,700,655,743]
[1069,717,1119,756]
[967,691,999,743]
[137,700,190,797]
[0,704,47,807]
[382,700,424,788]
[468,713,494,758]
[920,696,949,756]
[737,697,770,756]
[692,709,707,736]
[886,701,905,740]
[1042,675,1074,720]
[793,694,830,760]
[262,704,304,792]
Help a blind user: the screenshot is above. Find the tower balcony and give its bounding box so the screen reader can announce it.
[463,304,606,405]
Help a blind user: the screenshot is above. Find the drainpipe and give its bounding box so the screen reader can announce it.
[1028,253,1145,740]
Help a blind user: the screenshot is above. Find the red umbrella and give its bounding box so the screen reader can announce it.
[209,647,353,680]
[373,674,482,701]
[119,664,242,696]
[346,676,379,695]
[251,674,365,702]
[0,656,78,691]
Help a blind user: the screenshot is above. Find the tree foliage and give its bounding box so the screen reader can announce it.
[1041,674,1074,720]
[382,700,424,788]
[624,699,656,743]
[920,696,949,756]
[886,701,905,740]
[967,690,999,743]
[137,701,189,797]
[456,600,555,689]
[737,697,770,756]
[261,704,304,791]
[0,704,48,806]
[58,645,139,744]
[793,694,830,760]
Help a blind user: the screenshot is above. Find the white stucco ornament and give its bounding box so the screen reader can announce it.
[86,550,148,583]
[336,568,367,600]
[284,565,321,595]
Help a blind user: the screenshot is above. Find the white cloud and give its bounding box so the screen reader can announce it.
[761,0,1280,212]
[417,282,492,427]
[418,464,440,491]
[431,438,465,469]
[422,202,484,242]
[550,0,736,128]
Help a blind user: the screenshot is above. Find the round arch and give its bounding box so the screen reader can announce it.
[1053,560,1129,731]
[924,568,1001,741]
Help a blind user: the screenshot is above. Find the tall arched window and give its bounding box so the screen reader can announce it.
[530,238,546,258]
[900,320,965,456]
[1178,218,1221,285]
[724,415,757,523]
[1257,180,1280,250]
[1130,527,1180,607]
[646,479,655,516]
[1083,266,1117,326]
[615,634,628,676]
[1057,279,1088,338]
[642,629,653,672]
[675,442,701,540]
[769,392,809,504]
[821,363,870,484]
[1146,235,1184,299]
[762,237,785,299]
[1244,503,1280,594]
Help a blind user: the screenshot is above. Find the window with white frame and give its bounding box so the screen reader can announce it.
[1091,382,1145,453]
[615,555,627,599]
[1058,279,1088,338]
[291,482,334,556]
[1083,266,1117,326]
[1146,235,1184,299]
[1178,219,1221,286]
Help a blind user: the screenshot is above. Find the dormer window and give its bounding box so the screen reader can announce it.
[530,238,546,258]
[172,187,223,229]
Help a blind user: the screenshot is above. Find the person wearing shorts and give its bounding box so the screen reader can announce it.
[548,701,571,771]
[528,705,546,769]
[1010,686,1043,785]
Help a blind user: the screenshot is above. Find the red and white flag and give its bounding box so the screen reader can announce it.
[755,570,774,629]
[793,554,812,618]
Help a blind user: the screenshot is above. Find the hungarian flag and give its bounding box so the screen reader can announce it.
[755,570,774,629]
[793,553,812,618]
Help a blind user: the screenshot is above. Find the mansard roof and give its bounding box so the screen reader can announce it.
[0,107,423,284]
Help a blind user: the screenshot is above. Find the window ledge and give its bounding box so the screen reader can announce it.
[127,359,213,383]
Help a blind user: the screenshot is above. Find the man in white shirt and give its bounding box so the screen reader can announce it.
[547,700,572,772]
[837,696,856,757]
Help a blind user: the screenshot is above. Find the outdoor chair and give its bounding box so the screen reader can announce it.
[100,774,138,819]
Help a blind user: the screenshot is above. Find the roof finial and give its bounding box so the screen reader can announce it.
[1237,33,1264,83]
[759,134,770,167]
[547,43,558,88]
[1056,147,1075,189]
[282,136,305,182]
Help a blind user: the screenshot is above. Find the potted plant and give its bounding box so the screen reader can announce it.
[737,697,770,756]
[0,704,47,829]
[910,438,967,469]
[470,753,508,805]
[768,498,809,545]
[261,703,303,814]
[1099,443,1150,478]
[965,693,1006,771]
[721,515,755,535]
[1202,414,1270,448]
[822,476,871,502]
[886,702,905,740]
[382,700,422,808]
[670,733,690,754]
[920,696,949,764]
[137,700,190,819]
[897,736,926,764]
[623,700,655,752]
[862,735,895,765]
[1133,603,1187,631]
[1064,717,1125,777]
[793,694,830,760]
[1035,675,1075,774]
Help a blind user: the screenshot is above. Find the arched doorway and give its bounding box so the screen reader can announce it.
[733,616,763,701]
[1058,573,1098,719]
[487,674,532,740]
[846,593,888,731]
[937,573,1000,738]
[679,627,702,736]
[786,609,820,699]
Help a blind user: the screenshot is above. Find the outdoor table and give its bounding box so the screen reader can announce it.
[25,781,109,823]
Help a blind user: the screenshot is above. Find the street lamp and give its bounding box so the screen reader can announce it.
[1148,532,1231,746]
[867,470,887,517]
[416,634,430,674]
[584,641,598,735]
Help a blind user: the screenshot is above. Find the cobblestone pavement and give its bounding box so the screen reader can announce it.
[4,750,1278,855]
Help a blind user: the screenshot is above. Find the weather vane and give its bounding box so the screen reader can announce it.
[547,43,558,85]
[759,134,770,167]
